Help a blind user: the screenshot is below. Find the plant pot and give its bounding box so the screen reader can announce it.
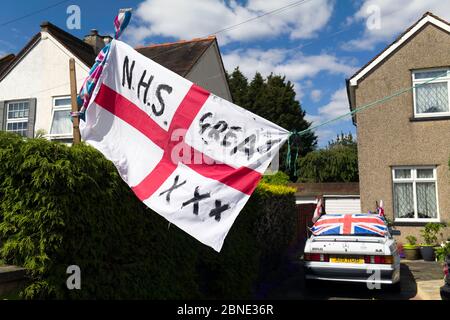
[403,247,421,260]
[420,246,435,261]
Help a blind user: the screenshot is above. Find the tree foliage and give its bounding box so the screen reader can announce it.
[227,68,317,180]
[296,132,359,183]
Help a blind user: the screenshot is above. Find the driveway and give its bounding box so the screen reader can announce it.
[265,261,419,300]
[258,242,439,300]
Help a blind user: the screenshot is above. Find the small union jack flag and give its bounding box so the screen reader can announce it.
[310,213,388,236]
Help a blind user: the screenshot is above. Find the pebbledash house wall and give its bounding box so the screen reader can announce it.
[0,30,89,137]
[355,23,450,242]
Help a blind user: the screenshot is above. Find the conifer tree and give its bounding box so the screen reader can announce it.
[227,68,317,180]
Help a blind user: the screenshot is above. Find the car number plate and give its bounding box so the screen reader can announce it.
[330,256,364,264]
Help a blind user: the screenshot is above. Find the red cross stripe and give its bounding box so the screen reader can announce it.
[94,83,263,201]
[314,215,383,234]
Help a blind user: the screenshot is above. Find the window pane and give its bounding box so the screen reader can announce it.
[393,183,414,218]
[50,110,72,135]
[7,101,29,119]
[415,82,449,114]
[54,98,72,107]
[417,169,434,179]
[414,70,448,80]
[416,182,437,219]
[6,121,28,137]
[395,169,411,179]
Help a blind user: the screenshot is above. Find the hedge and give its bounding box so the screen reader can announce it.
[0,132,296,299]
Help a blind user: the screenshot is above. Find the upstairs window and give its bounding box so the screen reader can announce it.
[6,101,29,137]
[49,97,72,139]
[413,68,450,118]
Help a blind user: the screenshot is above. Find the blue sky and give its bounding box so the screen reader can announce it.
[1,0,450,146]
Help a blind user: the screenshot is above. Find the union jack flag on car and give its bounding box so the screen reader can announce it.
[310,213,388,236]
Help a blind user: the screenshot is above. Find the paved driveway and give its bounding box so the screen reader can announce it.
[265,261,419,300]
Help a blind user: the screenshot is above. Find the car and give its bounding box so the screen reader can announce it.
[440,254,450,300]
[303,213,401,292]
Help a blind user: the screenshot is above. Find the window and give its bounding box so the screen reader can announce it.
[6,101,29,137]
[392,167,439,222]
[412,68,450,118]
[49,97,72,139]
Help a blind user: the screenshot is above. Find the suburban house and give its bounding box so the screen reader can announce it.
[0,22,231,143]
[347,12,450,241]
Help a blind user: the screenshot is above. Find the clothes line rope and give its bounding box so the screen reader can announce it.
[291,70,447,137]
[285,70,448,173]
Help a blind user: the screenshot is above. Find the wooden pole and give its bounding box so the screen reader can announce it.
[69,58,81,145]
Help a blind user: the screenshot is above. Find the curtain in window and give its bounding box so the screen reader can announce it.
[394,183,414,218]
[415,82,449,113]
[50,110,72,135]
[416,182,437,219]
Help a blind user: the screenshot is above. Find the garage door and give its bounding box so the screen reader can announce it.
[324,197,361,214]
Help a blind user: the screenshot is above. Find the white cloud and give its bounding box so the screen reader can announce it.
[315,129,336,143]
[305,87,354,145]
[222,48,356,82]
[305,87,351,124]
[124,0,335,46]
[344,0,450,50]
[310,89,322,102]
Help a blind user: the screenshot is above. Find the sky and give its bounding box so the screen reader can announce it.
[1,0,450,147]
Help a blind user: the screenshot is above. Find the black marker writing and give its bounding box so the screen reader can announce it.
[182,187,211,215]
[159,175,186,202]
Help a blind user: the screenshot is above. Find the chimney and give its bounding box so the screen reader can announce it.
[84,29,112,54]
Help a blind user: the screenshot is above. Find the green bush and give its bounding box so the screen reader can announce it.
[405,235,417,246]
[420,222,446,246]
[261,171,290,185]
[0,132,296,299]
[435,242,450,262]
[296,145,358,183]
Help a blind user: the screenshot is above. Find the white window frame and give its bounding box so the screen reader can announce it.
[392,166,440,223]
[6,100,29,137]
[412,68,450,118]
[47,96,72,140]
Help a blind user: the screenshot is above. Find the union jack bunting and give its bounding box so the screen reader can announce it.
[77,9,132,114]
[114,8,132,39]
[311,213,388,236]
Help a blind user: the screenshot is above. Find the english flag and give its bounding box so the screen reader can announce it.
[377,200,385,218]
[312,197,323,223]
[79,40,289,252]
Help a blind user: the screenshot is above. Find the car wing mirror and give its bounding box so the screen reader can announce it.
[390,229,401,236]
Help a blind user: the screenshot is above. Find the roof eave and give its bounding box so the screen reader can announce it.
[0,33,41,81]
[348,13,450,87]
[346,78,357,126]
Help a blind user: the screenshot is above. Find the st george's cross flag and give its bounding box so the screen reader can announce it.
[79,40,289,252]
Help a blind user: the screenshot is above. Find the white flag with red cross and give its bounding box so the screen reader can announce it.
[80,40,289,252]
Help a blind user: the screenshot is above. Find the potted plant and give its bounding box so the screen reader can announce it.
[403,235,421,260]
[435,242,450,262]
[419,223,446,261]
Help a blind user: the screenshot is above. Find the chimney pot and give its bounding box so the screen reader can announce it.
[90,29,98,36]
